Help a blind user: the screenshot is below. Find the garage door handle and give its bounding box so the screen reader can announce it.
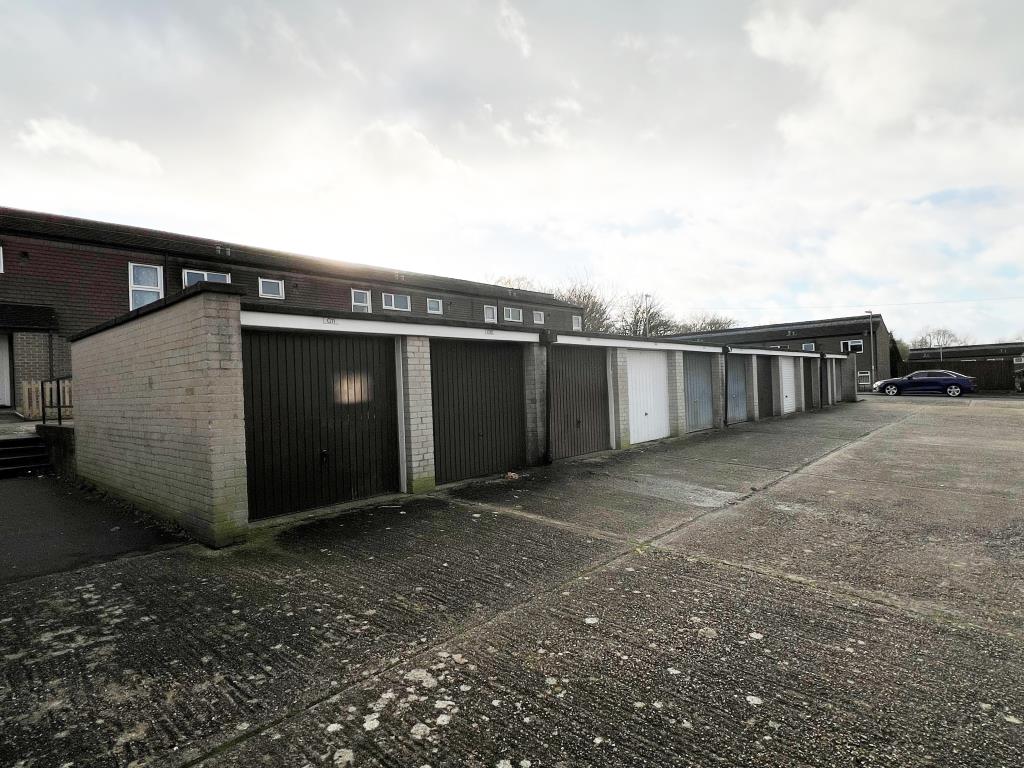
[320,449,328,462]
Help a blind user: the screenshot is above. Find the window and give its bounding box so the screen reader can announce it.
[351,289,371,313]
[858,371,871,385]
[427,298,443,315]
[532,310,545,324]
[572,315,583,332]
[182,269,230,287]
[483,305,497,323]
[258,278,285,299]
[382,292,411,311]
[840,339,864,353]
[129,263,163,310]
[802,342,816,352]
[504,306,523,322]
[1015,356,1024,365]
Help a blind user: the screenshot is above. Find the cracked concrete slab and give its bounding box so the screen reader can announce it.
[1,398,1021,767]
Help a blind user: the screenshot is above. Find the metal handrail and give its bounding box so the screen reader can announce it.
[41,376,73,425]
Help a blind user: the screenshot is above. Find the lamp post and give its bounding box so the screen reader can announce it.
[864,310,876,383]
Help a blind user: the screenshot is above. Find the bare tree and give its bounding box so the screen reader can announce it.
[616,293,680,337]
[911,327,970,348]
[553,279,615,333]
[677,311,737,334]
[492,275,538,291]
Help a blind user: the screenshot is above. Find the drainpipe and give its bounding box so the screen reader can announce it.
[722,346,730,427]
[542,329,556,465]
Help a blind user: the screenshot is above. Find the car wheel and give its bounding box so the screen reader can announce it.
[884,384,899,396]
[946,384,961,397]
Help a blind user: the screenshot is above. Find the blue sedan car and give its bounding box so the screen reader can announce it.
[872,370,977,397]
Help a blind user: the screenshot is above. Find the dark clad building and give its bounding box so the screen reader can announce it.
[670,314,897,390]
[0,207,582,414]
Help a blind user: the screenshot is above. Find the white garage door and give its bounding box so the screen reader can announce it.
[628,350,671,444]
[780,357,797,414]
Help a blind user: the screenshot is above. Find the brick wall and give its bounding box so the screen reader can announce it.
[400,336,435,493]
[744,356,759,421]
[12,332,52,414]
[608,348,630,449]
[710,353,726,429]
[71,289,248,547]
[666,351,687,437]
[523,343,547,464]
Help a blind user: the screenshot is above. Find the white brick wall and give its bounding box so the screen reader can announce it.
[666,351,686,437]
[710,352,726,429]
[744,355,759,421]
[400,336,436,493]
[71,291,248,546]
[608,348,630,448]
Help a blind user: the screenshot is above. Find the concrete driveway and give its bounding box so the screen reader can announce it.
[1,398,1021,767]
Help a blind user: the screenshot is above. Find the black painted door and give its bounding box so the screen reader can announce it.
[550,345,609,459]
[431,339,526,484]
[242,331,399,520]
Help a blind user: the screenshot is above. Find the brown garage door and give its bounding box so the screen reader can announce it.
[431,339,525,484]
[242,331,399,520]
[550,345,609,459]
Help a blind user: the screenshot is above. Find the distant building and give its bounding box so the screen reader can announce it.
[670,314,897,389]
[907,342,1024,392]
[908,342,1024,364]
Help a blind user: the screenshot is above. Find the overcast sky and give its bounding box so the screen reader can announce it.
[2,0,1022,342]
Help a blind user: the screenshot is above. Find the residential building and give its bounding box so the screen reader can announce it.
[0,207,582,414]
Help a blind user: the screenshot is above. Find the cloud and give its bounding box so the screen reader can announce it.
[496,0,531,58]
[17,118,162,177]
[1,1,1022,342]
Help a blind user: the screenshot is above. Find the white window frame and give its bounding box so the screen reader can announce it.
[258,277,285,299]
[841,339,864,353]
[426,297,443,315]
[351,289,372,313]
[381,292,411,312]
[182,268,231,287]
[1014,356,1024,365]
[504,306,523,323]
[483,305,498,323]
[128,262,164,310]
[532,310,545,325]
[802,342,815,352]
[857,371,871,384]
[572,315,582,332]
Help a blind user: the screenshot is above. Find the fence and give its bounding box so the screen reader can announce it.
[20,378,74,421]
[897,359,1015,391]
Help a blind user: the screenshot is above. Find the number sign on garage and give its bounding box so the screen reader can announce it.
[242,331,400,520]
[431,339,526,484]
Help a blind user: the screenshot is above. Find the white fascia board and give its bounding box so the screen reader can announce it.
[240,311,540,343]
[727,346,819,359]
[556,335,721,353]
[823,353,849,360]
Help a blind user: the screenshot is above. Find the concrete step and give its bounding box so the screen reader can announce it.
[0,437,50,477]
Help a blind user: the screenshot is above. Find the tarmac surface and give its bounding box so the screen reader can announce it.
[0,476,183,585]
[0,397,1021,767]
